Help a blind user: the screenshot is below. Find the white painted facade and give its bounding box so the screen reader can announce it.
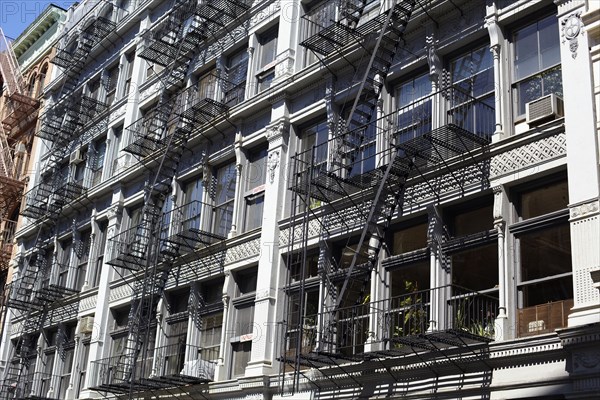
[1,0,599,399]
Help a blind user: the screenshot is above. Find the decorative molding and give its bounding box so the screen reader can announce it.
[562,12,583,59]
[570,200,599,219]
[79,294,98,312]
[267,150,279,184]
[573,351,600,372]
[490,133,567,177]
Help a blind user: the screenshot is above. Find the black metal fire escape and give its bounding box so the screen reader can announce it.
[88,0,248,396]
[0,15,116,400]
[282,0,495,395]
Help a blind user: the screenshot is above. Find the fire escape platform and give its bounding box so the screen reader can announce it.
[300,1,413,57]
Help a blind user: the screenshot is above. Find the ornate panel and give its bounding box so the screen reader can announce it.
[490,132,567,178]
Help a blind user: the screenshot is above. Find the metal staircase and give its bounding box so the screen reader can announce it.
[0,13,117,400]
[281,0,496,394]
[88,0,249,396]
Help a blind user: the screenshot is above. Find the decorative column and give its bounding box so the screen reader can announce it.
[244,46,255,99]
[556,0,600,326]
[245,119,289,378]
[493,185,511,341]
[427,205,448,331]
[64,320,82,399]
[214,271,232,381]
[485,6,508,141]
[80,203,122,398]
[229,133,243,237]
[80,210,97,292]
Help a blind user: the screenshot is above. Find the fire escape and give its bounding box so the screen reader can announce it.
[88,0,248,396]
[281,0,496,394]
[0,16,116,399]
[0,28,38,312]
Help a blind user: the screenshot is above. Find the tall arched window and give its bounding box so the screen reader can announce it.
[28,74,37,96]
[38,63,48,94]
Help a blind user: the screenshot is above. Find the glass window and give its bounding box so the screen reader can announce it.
[451,243,498,291]
[518,179,568,219]
[106,64,119,104]
[256,26,278,92]
[447,202,494,237]
[200,312,223,362]
[301,119,329,174]
[391,260,430,296]
[224,47,248,106]
[213,162,236,237]
[75,230,92,291]
[395,73,432,142]
[450,45,495,135]
[123,52,135,98]
[392,222,428,254]
[244,147,267,232]
[513,15,562,115]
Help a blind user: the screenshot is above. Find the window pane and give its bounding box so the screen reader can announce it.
[538,16,560,70]
[514,23,539,80]
[231,341,251,377]
[392,223,428,254]
[449,203,493,236]
[517,75,543,115]
[518,179,568,219]
[215,164,236,205]
[391,260,430,297]
[451,243,498,291]
[244,195,264,231]
[542,66,563,98]
[519,224,571,281]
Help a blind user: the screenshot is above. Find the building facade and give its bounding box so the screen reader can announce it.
[0,0,599,399]
[0,5,66,341]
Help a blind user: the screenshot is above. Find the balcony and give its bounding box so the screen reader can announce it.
[160,201,226,259]
[89,344,214,394]
[6,371,60,400]
[0,219,16,271]
[290,87,494,204]
[283,285,498,367]
[105,224,154,272]
[517,299,573,337]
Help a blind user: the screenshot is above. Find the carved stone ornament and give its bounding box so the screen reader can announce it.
[266,120,288,143]
[562,13,582,59]
[570,200,599,219]
[573,351,600,372]
[267,150,280,184]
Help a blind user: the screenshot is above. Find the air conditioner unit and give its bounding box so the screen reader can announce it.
[78,316,94,334]
[70,148,84,164]
[526,94,564,126]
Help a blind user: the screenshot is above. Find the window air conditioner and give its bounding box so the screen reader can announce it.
[526,94,564,126]
[70,148,84,164]
[78,316,95,334]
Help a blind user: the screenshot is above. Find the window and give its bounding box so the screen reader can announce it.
[197,70,217,101]
[181,177,204,232]
[200,312,222,362]
[91,137,106,187]
[123,52,135,98]
[300,118,329,178]
[57,324,76,399]
[75,230,92,291]
[212,162,236,237]
[395,73,432,142]
[224,47,248,106]
[341,107,377,177]
[88,78,102,101]
[230,267,257,378]
[57,238,72,288]
[450,45,495,135]
[301,0,337,67]
[256,26,278,92]
[243,146,267,231]
[90,220,107,288]
[511,177,572,336]
[146,61,164,80]
[76,340,90,397]
[513,15,562,116]
[27,74,37,96]
[106,64,119,104]
[445,200,497,293]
